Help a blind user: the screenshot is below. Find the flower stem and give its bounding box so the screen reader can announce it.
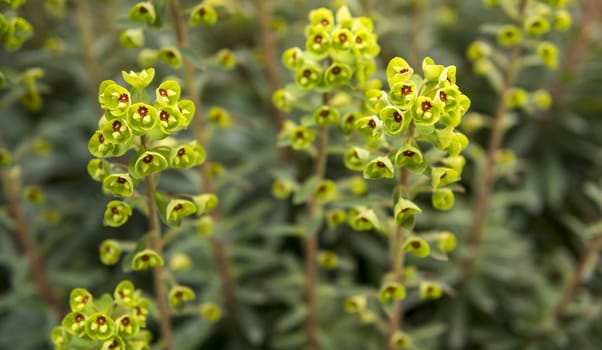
[552,233,602,320]
[462,0,528,278]
[141,135,173,350]
[0,164,63,318]
[167,0,237,319]
[305,93,330,350]
[387,125,414,348]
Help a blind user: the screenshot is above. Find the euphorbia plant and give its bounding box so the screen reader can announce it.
[55,68,214,350]
[273,6,470,349]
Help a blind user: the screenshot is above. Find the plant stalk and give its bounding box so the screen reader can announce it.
[167,0,237,318]
[0,165,63,317]
[463,0,528,278]
[387,125,414,346]
[305,92,330,350]
[142,136,173,350]
[74,0,101,103]
[552,234,602,320]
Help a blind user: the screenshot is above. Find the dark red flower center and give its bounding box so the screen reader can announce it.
[368,119,376,129]
[320,109,330,117]
[393,111,402,122]
[174,203,183,211]
[401,85,412,96]
[331,66,341,75]
[118,93,129,103]
[177,148,186,156]
[411,241,421,248]
[116,177,127,184]
[121,317,130,326]
[376,161,385,168]
[313,35,322,44]
[421,100,432,112]
[355,36,362,44]
[82,296,90,304]
[439,91,447,102]
[142,154,153,163]
[112,121,122,132]
[137,105,149,117]
[159,88,168,97]
[402,150,415,157]
[303,69,312,78]
[338,33,347,43]
[139,5,148,14]
[75,314,84,323]
[198,7,206,16]
[141,254,150,261]
[98,133,105,143]
[109,340,119,349]
[320,19,329,26]
[111,207,119,214]
[399,68,409,74]
[96,316,106,325]
[160,111,169,121]
[295,130,305,139]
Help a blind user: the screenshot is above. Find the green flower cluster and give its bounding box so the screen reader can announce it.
[467,0,570,110]
[87,68,215,269]
[52,281,152,350]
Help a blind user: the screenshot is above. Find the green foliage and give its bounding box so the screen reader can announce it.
[0,1,600,350]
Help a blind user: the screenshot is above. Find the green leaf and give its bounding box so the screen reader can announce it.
[293,176,319,205]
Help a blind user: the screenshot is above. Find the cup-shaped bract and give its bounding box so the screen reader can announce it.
[102,119,134,145]
[51,326,70,350]
[290,125,316,150]
[324,62,352,86]
[314,105,340,126]
[85,313,115,340]
[422,57,445,82]
[390,331,412,349]
[178,99,196,127]
[62,311,87,336]
[156,80,181,106]
[308,7,334,31]
[168,286,196,307]
[132,249,164,271]
[69,288,93,312]
[394,198,422,228]
[129,2,156,24]
[394,144,426,174]
[306,29,330,58]
[115,314,140,338]
[155,105,183,134]
[169,143,205,168]
[199,302,222,322]
[419,281,443,299]
[157,47,182,68]
[349,207,380,231]
[386,57,413,87]
[166,199,197,225]
[380,106,408,135]
[103,174,134,197]
[412,96,443,125]
[134,151,168,178]
[379,282,406,303]
[344,147,369,171]
[431,167,460,189]
[437,231,457,252]
[524,16,550,37]
[101,336,126,350]
[355,115,383,140]
[3,17,33,50]
[193,193,218,215]
[536,41,558,69]
[344,295,367,314]
[331,28,353,52]
[104,200,132,227]
[497,24,522,46]
[100,239,122,265]
[120,28,144,49]
[114,280,137,306]
[432,188,455,210]
[127,103,158,132]
[189,3,218,26]
[363,156,394,179]
[88,159,111,181]
[315,180,338,202]
[272,179,296,199]
[88,130,113,158]
[282,47,304,71]
[389,82,417,109]
[122,68,155,90]
[403,236,430,257]
[340,112,359,134]
[207,106,232,128]
[295,64,322,90]
[272,89,295,112]
[100,83,130,116]
[318,250,338,269]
